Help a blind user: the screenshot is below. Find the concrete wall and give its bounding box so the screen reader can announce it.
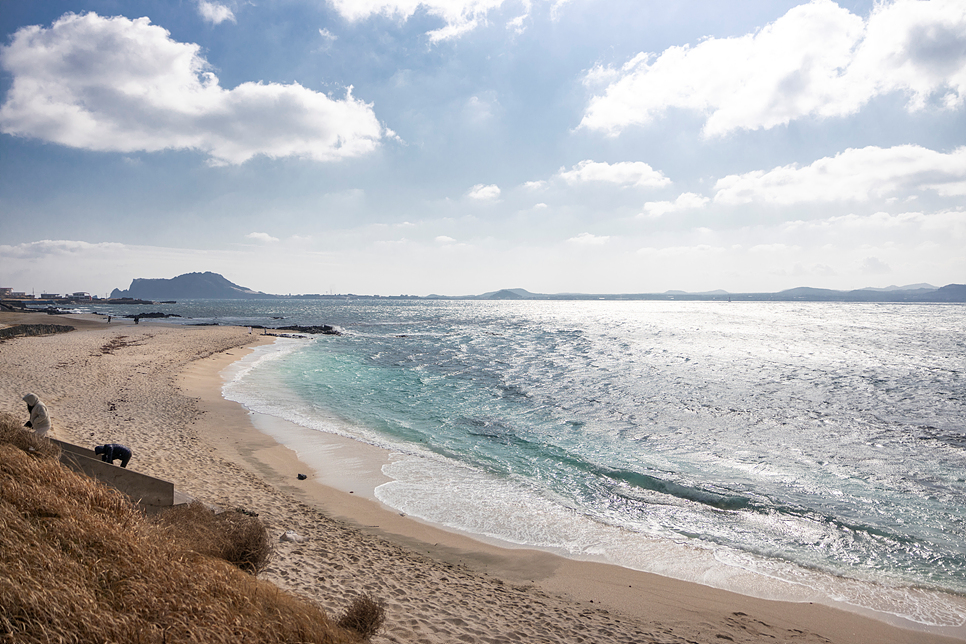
[55,440,98,460]
[53,439,175,508]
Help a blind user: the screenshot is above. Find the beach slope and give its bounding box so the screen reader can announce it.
[0,312,959,644]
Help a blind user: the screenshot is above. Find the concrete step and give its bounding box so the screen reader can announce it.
[52,438,186,510]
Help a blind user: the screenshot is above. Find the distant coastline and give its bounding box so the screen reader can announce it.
[437,284,966,303]
[108,273,966,302]
[5,272,965,306]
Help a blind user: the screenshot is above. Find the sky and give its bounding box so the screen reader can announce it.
[0,0,964,297]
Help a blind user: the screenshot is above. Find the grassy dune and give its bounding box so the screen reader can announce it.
[0,413,383,643]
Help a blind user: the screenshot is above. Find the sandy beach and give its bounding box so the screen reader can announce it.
[1,311,961,644]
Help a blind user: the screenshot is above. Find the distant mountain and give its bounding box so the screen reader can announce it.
[929,284,966,302]
[859,283,937,292]
[110,272,275,300]
[748,285,956,302]
[439,284,966,302]
[777,287,842,298]
[479,288,533,300]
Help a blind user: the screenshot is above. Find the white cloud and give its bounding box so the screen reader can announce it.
[0,13,383,165]
[641,192,710,217]
[197,1,236,25]
[319,28,337,42]
[467,183,501,200]
[558,160,671,188]
[581,0,966,137]
[523,180,548,190]
[464,93,500,123]
[860,256,892,274]
[550,0,573,21]
[713,145,966,205]
[435,235,457,243]
[1,239,126,260]
[568,232,609,245]
[506,11,528,35]
[246,232,280,243]
[328,0,525,42]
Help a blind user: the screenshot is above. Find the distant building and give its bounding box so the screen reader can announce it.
[41,293,61,299]
[0,287,12,297]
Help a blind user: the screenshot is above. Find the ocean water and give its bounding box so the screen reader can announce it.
[77,299,966,625]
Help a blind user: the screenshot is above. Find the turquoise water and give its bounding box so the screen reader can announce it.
[78,299,966,624]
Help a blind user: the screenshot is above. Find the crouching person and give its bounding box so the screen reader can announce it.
[94,443,132,468]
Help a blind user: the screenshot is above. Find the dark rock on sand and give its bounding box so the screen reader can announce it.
[275,325,341,335]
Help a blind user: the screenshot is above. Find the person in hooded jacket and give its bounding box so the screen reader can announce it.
[22,394,51,437]
[94,444,132,468]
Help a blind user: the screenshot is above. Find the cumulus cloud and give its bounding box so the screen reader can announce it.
[581,0,966,136]
[467,183,501,200]
[328,0,526,42]
[435,235,457,243]
[713,145,966,205]
[246,232,280,243]
[558,160,671,188]
[197,1,236,25]
[0,12,383,165]
[567,232,609,245]
[642,192,710,217]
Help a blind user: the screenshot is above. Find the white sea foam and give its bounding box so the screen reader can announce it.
[373,452,966,628]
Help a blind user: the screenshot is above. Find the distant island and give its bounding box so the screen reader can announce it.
[110,272,274,300]
[107,273,966,303]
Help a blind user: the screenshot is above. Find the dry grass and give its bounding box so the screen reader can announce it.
[0,418,367,644]
[0,411,61,459]
[338,594,386,640]
[155,502,274,574]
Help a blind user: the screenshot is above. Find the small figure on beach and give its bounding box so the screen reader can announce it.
[94,443,132,468]
[107,315,112,323]
[134,315,140,325]
[22,393,51,438]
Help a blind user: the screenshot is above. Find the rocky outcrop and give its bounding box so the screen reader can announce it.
[123,312,183,319]
[0,325,74,340]
[111,272,275,300]
[273,325,341,335]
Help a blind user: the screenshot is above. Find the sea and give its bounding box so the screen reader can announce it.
[71,298,966,628]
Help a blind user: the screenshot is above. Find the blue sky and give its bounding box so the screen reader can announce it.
[1,0,964,296]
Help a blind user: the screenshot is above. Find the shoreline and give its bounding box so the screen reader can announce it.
[188,332,966,643]
[2,313,962,643]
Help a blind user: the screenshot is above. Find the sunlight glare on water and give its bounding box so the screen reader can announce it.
[217,299,966,626]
